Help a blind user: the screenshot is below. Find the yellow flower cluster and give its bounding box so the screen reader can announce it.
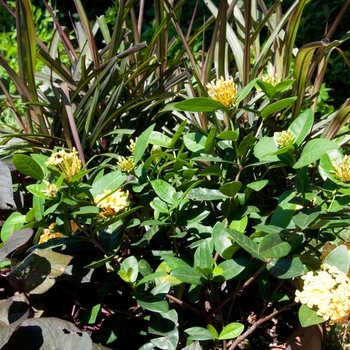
[274,129,295,148]
[295,264,350,325]
[39,223,66,244]
[206,76,238,108]
[332,155,350,182]
[95,189,128,219]
[260,73,279,86]
[117,138,137,173]
[42,181,58,198]
[117,157,135,172]
[45,147,82,180]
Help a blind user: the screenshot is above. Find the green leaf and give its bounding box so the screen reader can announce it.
[26,183,48,199]
[207,324,219,339]
[292,210,320,230]
[120,256,139,283]
[238,132,256,156]
[73,206,100,216]
[270,191,297,228]
[275,79,295,94]
[236,78,258,105]
[137,295,169,313]
[170,267,206,285]
[217,130,239,141]
[150,198,169,213]
[194,240,213,271]
[219,181,242,197]
[134,124,156,164]
[188,188,228,201]
[218,259,247,280]
[174,98,227,112]
[1,212,26,242]
[324,245,349,274]
[149,131,172,147]
[256,80,276,99]
[90,171,127,197]
[151,179,177,204]
[12,154,44,180]
[293,139,339,169]
[212,222,236,259]
[246,180,268,191]
[259,233,291,259]
[253,137,279,162]
[260,97,297,119]
[289,108,314,146]
[184,327,215,341]
[205,127,217,154]
[226,228,265,261]
[267,257,305,279]
[218,322,244,340]
[298,304,325,327]
[184,133,207,152]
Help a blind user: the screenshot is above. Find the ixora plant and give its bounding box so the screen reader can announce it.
[1,0,350,350]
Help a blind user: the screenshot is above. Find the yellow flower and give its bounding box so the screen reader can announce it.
[295,264,350,325]
[126,138,137,155]
[260,73,279,86]
[331,156,350,182]
[39,223,66,244]
[42,181,58,198]
[45,147,82,180]
[274,129,295,148]
[95,189,129,219]
[206,76,238,108]
[117,156,135,172]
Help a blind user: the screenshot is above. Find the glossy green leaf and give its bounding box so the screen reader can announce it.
[289,108,314,146]
[226,228,265,261]
[246,180,268,191]
[120,256,139,283]
[275,79,295,93]
[188,188,228,201]
[298,304,325,327]
[324,245,350,274]
[90,171,127,197]
[170,267,206,285]
[219,181,242,197]
[270,191,297,228]
[218,322,244,340]
[12,154,44,180]
[185,327,215,341]
[212,222,236,259]
[174,98,226,112]
[0,212,26,242]
[73,206,100,216]
[217,130,239,141]
[260,97,297,119]
[205,127,217,154]
[237,132,256,156]
[256,80,276,99]
[218,259,247,280]
[150,197,169,213]
[292,210,320,230]
[253,137,279,162]
[137,296,169,313]
[267,257,305,279]
[194,240,213,271]
[134,124,156,164]
[293,139,339,169]
[184,133,207,152]
[149,131,172,147]
[259,233,291,259]
[151,179,177,204]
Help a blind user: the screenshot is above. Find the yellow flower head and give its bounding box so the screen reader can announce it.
[331,156,350,182]
[39,223,66,244]
[295,264,350,325]
[126,138,137,155]
[206,76,238,108]
[45,147,82,181]
[117,156,135,173]
[95,189,129,219]
[260,73,279,86]
[42,181,58,198]
[274,129,296,148]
